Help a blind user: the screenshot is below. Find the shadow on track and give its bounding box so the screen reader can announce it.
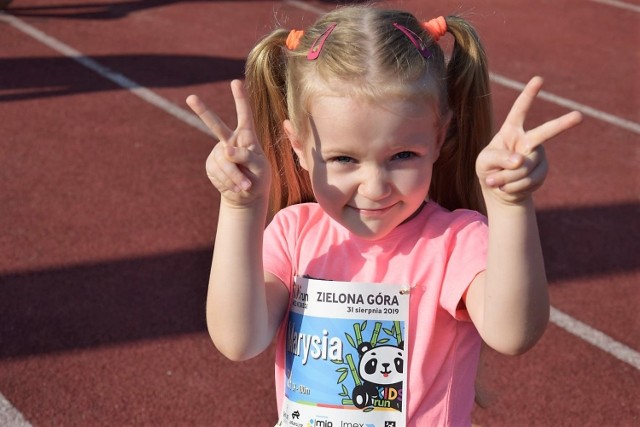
[0,203,637,359]
[538,202,640,281]
[0,249,211,359]
[5,1,261,20]
[0,54,245,101]
[4,0,369,20]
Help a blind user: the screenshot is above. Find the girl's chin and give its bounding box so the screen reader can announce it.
[339,202,425,239]
[339,218,398,240]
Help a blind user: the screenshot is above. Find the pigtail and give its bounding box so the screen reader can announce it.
[245,29,314,218]
[430,16,492,215]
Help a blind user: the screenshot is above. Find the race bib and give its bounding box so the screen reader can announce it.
[278,276,409,427]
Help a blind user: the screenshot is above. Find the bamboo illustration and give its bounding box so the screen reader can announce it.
[354,322,362,346]
[370,321,382,347]
[346,353,361,386]
[393,320,403,344]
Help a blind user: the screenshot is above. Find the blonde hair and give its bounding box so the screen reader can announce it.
[245,6,492,217]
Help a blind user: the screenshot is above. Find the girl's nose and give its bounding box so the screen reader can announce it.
[358,166,391,200]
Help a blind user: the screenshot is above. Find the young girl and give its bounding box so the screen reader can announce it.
[187,5,582,426]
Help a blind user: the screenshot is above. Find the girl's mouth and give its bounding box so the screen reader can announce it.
[352,203,396,217]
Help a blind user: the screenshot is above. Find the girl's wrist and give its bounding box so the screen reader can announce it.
[482,190,535,216]
[219,194,270,216]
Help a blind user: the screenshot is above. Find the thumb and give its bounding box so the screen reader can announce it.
[223,144,266,176]
[224,144,251,163]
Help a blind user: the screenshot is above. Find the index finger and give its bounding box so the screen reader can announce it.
[524,110,583,152]
[186,94,234,142]
[503,76,545,129]
[229,80,256,135]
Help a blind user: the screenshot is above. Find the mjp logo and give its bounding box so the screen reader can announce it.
[310,419,333,427]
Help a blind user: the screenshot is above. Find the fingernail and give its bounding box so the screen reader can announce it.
[509,154,520,165]
[486,177,496,187]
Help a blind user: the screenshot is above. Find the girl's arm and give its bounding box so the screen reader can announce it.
[465,77,583,355]
[187,80,289,361]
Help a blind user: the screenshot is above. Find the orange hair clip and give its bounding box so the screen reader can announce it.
[286,29,304,51]
[422,16,447,42]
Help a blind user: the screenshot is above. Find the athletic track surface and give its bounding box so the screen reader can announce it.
[1,0,638,426]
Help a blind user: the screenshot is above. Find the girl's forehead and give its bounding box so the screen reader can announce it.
[308,94,437,120]
[306,95,440,151]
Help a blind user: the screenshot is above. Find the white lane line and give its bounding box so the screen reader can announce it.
[588,0,640,12]
[0,393,32,427]
[2,3,640,376]
[490,73,640,135]
[283,0,325,14]
[0,12,210,136]
[551,307,640,370]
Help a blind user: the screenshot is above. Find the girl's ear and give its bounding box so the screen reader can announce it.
[284,119,309,171]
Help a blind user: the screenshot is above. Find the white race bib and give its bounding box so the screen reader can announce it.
[278,276,409,427]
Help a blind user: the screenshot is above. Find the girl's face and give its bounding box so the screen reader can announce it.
[286,95,445,240]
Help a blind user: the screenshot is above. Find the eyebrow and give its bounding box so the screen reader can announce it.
[320,147,360,157]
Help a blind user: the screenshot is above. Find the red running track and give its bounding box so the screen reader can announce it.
[0,0,638,425]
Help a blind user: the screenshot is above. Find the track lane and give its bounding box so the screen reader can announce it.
[1,0,638,425]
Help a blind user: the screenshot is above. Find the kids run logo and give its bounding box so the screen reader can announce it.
[333,320,405,412]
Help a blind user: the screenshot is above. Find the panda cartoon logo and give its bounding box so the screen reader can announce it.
[352,341,404,411]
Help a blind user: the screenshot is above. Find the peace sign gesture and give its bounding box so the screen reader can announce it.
[476,76,583,205]
[186,80,271,208]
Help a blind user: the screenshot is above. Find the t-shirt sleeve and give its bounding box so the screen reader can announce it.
[263,209,295,291]
[439,211,488,321]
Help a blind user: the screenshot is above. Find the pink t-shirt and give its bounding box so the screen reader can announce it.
[264,202,488,426]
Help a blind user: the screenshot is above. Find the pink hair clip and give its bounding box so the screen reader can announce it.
[392,23,431,59]
[307,23,337,60]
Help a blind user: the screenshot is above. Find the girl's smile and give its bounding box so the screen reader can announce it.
[350,203,397,216]
[287,94,445,240]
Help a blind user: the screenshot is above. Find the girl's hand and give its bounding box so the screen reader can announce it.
[186,80,271,208]
[476,76,582,205]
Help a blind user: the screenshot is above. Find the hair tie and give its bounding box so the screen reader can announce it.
[286,29,304,51]
[422,16,447,42]
[393,23,431,59]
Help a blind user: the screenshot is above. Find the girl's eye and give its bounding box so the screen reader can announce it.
[393,151,417,160]
[330,156,356,164]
